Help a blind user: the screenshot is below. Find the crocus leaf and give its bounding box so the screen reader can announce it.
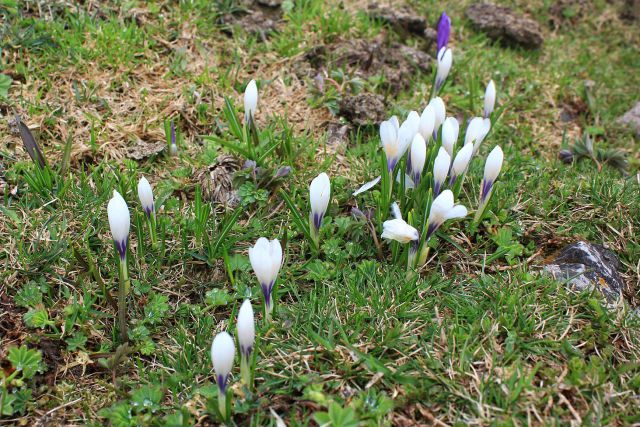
[0,74,12,98]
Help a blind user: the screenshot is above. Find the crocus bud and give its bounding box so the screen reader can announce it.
[170,120,178,156]
[380,117,400,171]
[430,97,446,136]
[450,143,473,186]
[237,300,255,358]
[249,237,282,318]
[426,189,467,239]
[211,331,235,394]
[435,47,453,92]
[381,218,419,244]
[244,79,258,124]
[274,166,292,179]
[410,134,427,185]
[481,145,504,203]
[309,172,331,232]
[433,147,451,196]
[237,299,255,387]
[436,12,451,54]
[484,80,496,118]
[107,190,130,261]
[137,176,154,218]
[391,202,402,220]
[418,105,436,141]
[441,117,459,156]
[558,149,573,164]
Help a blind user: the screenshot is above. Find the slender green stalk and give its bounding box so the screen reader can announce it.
[240,355,252,389]
[147,212,158,249]
[118,256,130,343]
[218,392,227,421]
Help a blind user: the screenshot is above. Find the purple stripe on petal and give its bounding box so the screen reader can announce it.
[170,120,176,146]
[241,344,253,358]
[387,158,398,172]
[449,174,457,187]
[426,222,439,240]
[481,179,494,203]
[313,212,324,231]
[217,374,228,394]
[434,181,441,196]
[114,238,128,261]
[261,283,270,308]
[413,172,421,186]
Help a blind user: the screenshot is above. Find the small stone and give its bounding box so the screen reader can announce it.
[543,241,625,302]
[127,140,165,160]
[368,2,427,36]
[338,93,386,126]
[466,3,544,49]
[617,101,640,138]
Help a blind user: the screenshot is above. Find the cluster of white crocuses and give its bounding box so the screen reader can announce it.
[209,299,255,421]
[106,177,156,342]
[357,79,504,269]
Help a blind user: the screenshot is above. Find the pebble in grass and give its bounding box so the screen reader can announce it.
[543,241,625,303]
[617,101,640,138]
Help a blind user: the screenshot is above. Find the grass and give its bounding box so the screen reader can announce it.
[1,0,639,425]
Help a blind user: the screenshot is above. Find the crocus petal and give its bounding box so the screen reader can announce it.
[211,332,235,391]
[473,118,492,154]
[451,143,473,177]
[464,117,486,146]
[435,48,453,90]
[436,12,451,53]
[419,105,436,141]
[391,202,402,220]
[353,176,381,196]
[237,300,255,357]
[107,190,130,258]
[396,172,415,189]
[430,97,446,132]
[410,134,427,183]
[433,147,451,193]
[249,237,275,287]
[484,80,496,118]
[137,176,154,215]
[445,205,468,220]
[310,173,330,229]
[244,79,258,123]
[441,117,459,156]
[269,239,283,285]
[381,218,419,244]
[484,145,504,184]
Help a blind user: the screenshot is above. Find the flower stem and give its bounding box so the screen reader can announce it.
[118,256,129,343]
[240,355,252,390]
[148,212,158,249]
[218,391,227,421]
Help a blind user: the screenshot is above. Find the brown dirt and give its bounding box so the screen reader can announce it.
[466,3,544,49]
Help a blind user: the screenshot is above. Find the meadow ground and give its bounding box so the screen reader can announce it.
[1,0,639,425]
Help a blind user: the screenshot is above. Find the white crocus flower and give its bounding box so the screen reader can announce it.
[430,97,446,137]
[211,331,236,419]
[418,105,436,141]
[433,147,451,196]
[441,117,459,157]
[435,47,453,92]
[481,145,504,203]
[381,218,419,244]
[107,190,130,261]
[450,143,473,186]
[237,299,255,386]
[484,80,496,118]
[248,237,283,319]
[380,117,400,171]
[426,189,467,239]
[409,134,427,185]
[309,172,331,236]
[244,79,258,124]
[137,176,154,218]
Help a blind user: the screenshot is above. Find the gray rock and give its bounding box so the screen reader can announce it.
[368,3,427,36]
[617,101,640,138]
[543,241,624,302]
[256,0,282,7]
[338,93,386,126]
[466,3,544,49]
